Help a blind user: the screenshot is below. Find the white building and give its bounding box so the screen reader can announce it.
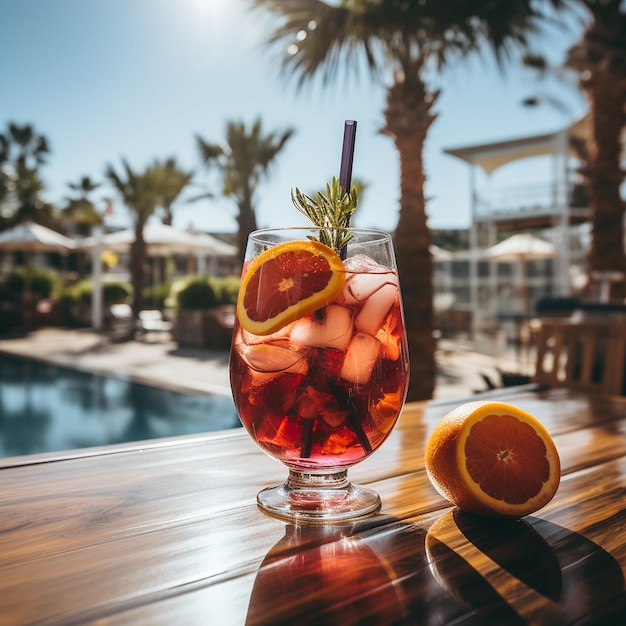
[439,116,595,337]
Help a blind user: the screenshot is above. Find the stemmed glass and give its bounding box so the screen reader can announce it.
[230,227,409,522]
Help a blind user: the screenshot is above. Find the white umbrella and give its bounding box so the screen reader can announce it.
[487,233,555,314]
[186,230,238,256]
[0,221,76,330]
[0,221,76,252]
[430,244,453,261]
[78,223,236,257]
[487,233,555,262]
[77,223,238,330]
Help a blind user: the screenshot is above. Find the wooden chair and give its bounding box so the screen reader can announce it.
[533,318,626,395]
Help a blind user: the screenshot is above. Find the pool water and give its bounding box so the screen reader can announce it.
[0,352,240,459]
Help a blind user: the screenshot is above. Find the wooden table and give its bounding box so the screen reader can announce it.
[1,386,625,624]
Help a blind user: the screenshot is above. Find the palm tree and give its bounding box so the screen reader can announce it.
[4,123,50,170]
[150,157,194,226]
[0,134,9,211]
[252,0,567,401]
[9,165,56,227]
[62,175,103,237]
[105,159,160,324]
[565,0,626,299]
[196,117,294,258]
[147,157,195,297]
[0,122,54,229]
[68,175,100,199]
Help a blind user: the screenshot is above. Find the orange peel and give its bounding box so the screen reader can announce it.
[236,240,345,335]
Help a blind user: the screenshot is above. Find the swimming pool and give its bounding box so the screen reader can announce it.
[0,352,240,459]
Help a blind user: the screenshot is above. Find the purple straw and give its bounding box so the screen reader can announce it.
[339,120,357,194]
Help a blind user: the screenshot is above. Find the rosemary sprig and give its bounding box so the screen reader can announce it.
[291,176,358,254]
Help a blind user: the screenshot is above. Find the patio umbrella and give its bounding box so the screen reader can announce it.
[76,223,237,329]
[0,221,76,252]
[78,222,237,279]
[430,244,453,261]
[79,223,236,257]
[0,221,76,330]
[487,233,555,314]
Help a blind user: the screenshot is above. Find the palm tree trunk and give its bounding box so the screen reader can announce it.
[130,222,148,323]
[580,75,626,300]
[567,7,626,301]
[383,71,439,401]
[237,198,258,261]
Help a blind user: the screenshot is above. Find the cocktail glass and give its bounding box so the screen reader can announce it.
[230,227,409,522]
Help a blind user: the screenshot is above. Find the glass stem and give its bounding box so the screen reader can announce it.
[287,468,350,490]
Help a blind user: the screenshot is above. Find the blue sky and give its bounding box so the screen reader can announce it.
[1,0,587,235]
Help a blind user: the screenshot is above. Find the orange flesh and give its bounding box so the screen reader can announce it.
[237,240,346,335]
[243,249,334,323]
[464,413,550,505]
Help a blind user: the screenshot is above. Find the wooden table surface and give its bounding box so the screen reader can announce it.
[1,386,625,625]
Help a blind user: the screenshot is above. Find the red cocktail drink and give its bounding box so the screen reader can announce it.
[231,255,408,467]
[230,227,409,521]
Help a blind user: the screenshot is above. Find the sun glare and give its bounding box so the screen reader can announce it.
[186,0,234,19]
[179,0,241,38]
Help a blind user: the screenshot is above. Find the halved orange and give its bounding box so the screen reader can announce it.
[237,240,346,335]
[425,401,561,518]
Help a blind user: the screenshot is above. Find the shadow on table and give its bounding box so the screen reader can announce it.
[245,510,625,625]
[425,510,626,625]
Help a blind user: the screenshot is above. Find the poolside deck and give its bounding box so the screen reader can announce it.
[0,327,524,400]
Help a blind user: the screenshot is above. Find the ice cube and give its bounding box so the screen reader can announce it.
[239,323,293,345]
[341,271,398,304]
[340,332,381,384]
[343,253,387,274]
[370,391,403,430]
[342,254,393,302]
[232,326,244,348]
[376,312,403,361]
[355,283,398,336]
[244,358,309,387]
[238,343,308,373]
[290,305,353,350]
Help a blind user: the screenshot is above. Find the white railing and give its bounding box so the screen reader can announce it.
[475,180,585,219]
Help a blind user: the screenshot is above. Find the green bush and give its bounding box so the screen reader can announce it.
[65,279,132,305]
[3,267,60,299]
[58,279,132,328]
[57,292,79,326]
[167,275,239,309]
[144,281,171,309]
[211,275,240,305]
[165,276,189,309]
[177,279,219,310]
[68,280,93,304]
[103,282,132,304]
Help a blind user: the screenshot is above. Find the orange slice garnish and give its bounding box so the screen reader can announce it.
[236,240,346,335]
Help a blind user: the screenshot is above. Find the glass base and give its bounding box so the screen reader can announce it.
[257,469,381,523]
